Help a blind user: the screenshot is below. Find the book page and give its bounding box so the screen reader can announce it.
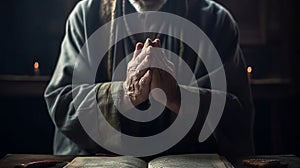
[148,154,228,168]
[64,156,147,168]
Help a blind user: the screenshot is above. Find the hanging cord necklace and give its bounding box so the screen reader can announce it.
[104,0,189,79]
[122,0,166,45]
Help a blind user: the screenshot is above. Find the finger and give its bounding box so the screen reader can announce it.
[162,58,175,76]
[133,42,144,60]
[143,38,153,49]
[136,55,151,72]
[154,48,169,66]
[153,39,161,47]
[130,53,150,80]
[140,46,164,70]
[151,48,175,76]
[129,70,152,104]
[134,46,150,65]
[130,68,148,83]
[151,49,167,70]
[139,70,152,97]
[150,68,161,89]
[133,80,141,96]
[139,69,152,87]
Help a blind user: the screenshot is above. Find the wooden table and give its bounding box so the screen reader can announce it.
[0,154,299,168]
[0,154,74,168]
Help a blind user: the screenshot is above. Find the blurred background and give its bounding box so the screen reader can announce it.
[0,0,299,158]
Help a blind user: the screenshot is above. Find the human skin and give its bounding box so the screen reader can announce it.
[128,0,167,12]
[123,38,180,113]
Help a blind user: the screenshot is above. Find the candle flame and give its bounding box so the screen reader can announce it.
[34,61,39,70]
[247,66,252,73]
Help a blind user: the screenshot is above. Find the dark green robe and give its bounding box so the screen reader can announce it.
[44,0,255,160]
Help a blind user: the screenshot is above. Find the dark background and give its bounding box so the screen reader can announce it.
[0,0,299,158]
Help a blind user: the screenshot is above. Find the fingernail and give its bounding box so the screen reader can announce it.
[136,42,143,50]
[153,39,160,47]
[146,38,152,46]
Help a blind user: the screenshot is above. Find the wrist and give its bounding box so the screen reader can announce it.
[167,97,181,114]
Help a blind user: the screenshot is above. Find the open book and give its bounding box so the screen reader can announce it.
[63,154,233,168]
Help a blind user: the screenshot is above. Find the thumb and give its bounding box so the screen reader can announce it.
[150,68,160,90]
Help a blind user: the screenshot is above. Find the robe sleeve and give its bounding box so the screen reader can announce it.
[180,1,255,159]
[44,0,123,154]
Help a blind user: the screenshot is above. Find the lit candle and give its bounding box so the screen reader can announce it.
[33,61,40,75]
[247,66,252,81]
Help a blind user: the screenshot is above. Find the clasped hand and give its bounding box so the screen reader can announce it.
[123,38,180,113]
